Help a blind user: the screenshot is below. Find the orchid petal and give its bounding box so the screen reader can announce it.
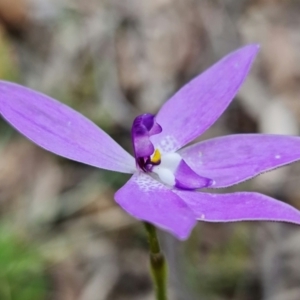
[180,134,300,188]
[151,45,259,153]
[0,81,135,173]
[115,173,196,240]
[175,190,300,224]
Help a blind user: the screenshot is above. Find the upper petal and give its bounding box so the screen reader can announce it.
[175,190,300,224]
[0,81,135,173]
[180,134,300,188]
[151,44,259,153]
[114,173,197,240]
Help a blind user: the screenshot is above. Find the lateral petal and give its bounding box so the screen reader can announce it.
[180,134,300,188]
[115,173,196,240]
[0,81,135,173]
[151,44,259,153]
[175,190,300,224]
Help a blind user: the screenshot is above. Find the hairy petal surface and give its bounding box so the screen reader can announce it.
[0,81,135,173]
[151,44,259,153]
[115,173,197,240]
[175,191,300,224]
[180,134,300,188]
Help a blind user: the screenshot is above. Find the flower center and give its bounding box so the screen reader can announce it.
[131,114,213,190]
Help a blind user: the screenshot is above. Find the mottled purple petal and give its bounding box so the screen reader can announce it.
[175,190,300,224]
[115,173,196,240]
[180,134,300,188]
[174,160,212,190]
[0,81,135,173]
[151,45,259,153]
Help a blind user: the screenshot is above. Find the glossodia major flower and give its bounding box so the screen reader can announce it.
[1,44,300,240]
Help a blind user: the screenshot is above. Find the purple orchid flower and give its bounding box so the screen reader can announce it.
[1,44,300,240]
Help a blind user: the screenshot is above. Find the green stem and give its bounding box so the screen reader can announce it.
[144,222,168,300]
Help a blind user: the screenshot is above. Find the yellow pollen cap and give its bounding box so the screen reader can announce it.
[151,149,161,163]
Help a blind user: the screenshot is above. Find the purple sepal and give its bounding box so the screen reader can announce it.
[151,44,260,152]
[131,113,162,163]
[180,134,300,188]
[115,173,196,240]
[174,160,213,190]
[175,190,300,224]
[0,81,135,173]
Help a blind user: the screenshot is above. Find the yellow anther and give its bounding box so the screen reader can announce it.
[151,149,161,163]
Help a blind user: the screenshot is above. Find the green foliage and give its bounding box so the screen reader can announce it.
[0,227,47,300]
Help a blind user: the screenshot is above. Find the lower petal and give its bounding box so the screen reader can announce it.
[114,173,196,240]
[175,190,300,224]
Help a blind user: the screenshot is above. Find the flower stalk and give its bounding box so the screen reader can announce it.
[144,222,168,300]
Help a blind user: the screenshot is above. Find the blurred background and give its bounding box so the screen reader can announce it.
[0,0,300,299]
